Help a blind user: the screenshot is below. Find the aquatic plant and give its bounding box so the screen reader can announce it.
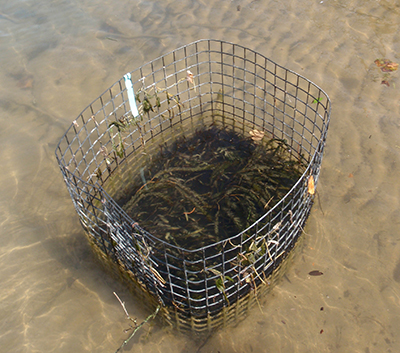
[120,126,305,251]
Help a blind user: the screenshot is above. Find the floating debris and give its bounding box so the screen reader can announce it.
[374,59,399,72]
[308,270,323,276]
[249,129,265,142]
[186,70,194,84]
[308,175,315,195]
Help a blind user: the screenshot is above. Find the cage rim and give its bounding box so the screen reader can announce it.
[55,39,331,153]
[55,38,331,254]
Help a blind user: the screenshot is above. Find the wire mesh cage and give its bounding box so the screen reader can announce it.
[55,39,331,333]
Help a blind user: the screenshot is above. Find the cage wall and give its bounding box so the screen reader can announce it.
[55,39,331,333]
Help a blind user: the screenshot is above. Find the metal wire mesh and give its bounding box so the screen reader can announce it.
[55,39,331,333]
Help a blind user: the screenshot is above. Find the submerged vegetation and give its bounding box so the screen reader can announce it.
[119,126,306,251]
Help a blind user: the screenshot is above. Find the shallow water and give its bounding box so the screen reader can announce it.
[1,0,400,352]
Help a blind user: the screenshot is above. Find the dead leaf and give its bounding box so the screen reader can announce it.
[16,74,34,89]
[249,129,264,142]
[381,80,390,87]
[374,58,398,72]
[374,58,388,67]
[383,62,398,72]
[309,270,323,276]
[307,175,315,195]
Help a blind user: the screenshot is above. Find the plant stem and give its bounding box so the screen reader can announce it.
[115,304,161,353]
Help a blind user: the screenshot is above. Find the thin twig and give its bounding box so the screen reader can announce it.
[114,302,161,353]
[264,196,274,209]
[183,207,196,215]
[300,224,313,237]
[251,274,264,314]
[316,190,324,215]
[113,292,131,319]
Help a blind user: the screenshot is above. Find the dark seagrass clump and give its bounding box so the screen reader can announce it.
[119,126,306,251]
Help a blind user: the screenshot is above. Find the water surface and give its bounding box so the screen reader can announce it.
[1,0,400,352]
